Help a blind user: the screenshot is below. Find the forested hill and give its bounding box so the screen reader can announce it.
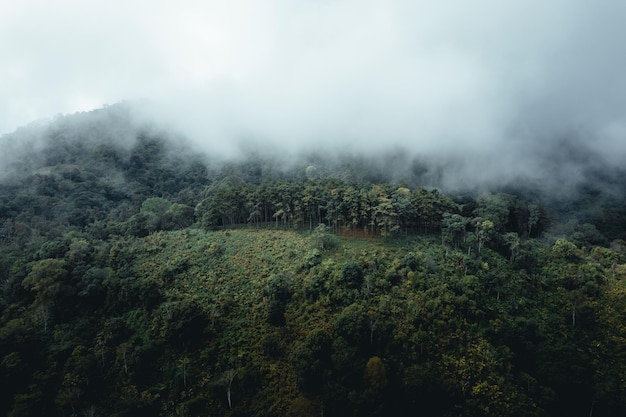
[1,104,626,416]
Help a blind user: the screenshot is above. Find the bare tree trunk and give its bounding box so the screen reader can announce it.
[223,368,237,408]
[32,304,51,333]
[181,358,188,387]
[117,343,131,375]
[369,318,377,345]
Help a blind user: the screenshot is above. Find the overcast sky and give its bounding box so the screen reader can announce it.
[2,0,626,172]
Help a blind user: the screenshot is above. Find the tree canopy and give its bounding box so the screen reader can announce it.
[1,105,626,416]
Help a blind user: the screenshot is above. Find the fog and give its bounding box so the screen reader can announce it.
[2,0,626,191]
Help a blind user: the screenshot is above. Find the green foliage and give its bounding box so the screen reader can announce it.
[551,238,581,261]
[442,212,468,249]
[363,356,388,394]
[22,258,69,305]
[4,222,626,416]
[334,303,369,347]
[342,262,364,288]
[2,106,626,416]
[290,329,332,395]
[310,224,339,251]
[267,273,294,326]
[303,248,322,270]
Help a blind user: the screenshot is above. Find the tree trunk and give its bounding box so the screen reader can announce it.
[370,320,377,345]
[224,368,237,408]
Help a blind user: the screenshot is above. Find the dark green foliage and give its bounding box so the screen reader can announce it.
[267,300,287,326]
[303,248,322,270]
[290,329,333,394]
[262,333,282,358]
[342,262,364,288]
[304,274,326,301]
[2,105,626,416]
[401,252,419,271]
[267,272,293,303]
[159,300,209,347]
[310,224,340,250]
[267,273,293,326]
[334,304,369,347]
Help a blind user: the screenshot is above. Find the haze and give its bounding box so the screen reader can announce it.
[2,0,626,189]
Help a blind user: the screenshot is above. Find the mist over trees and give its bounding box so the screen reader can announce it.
[1,104,626,416]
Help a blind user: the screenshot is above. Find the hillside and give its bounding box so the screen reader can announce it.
[1,105,626,416]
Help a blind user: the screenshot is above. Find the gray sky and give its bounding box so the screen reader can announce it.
[2,0,626,174]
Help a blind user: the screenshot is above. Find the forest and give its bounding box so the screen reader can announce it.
[1,104,626,417]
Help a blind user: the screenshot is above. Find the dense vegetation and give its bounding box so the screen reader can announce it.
[1,105,626,416]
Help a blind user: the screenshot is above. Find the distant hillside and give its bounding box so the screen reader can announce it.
[1,104,626,416]
[2,103,625,243]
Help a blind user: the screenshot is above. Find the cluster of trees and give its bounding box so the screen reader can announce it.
[1,104,626,416]
[197,179,461,235]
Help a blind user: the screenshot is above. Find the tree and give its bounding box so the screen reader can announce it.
[551,239,580,262]
[21,259,72,331]
[503,232,520,263]
[442,213,468,249]
[140,197,172,232]
[343,186,361,236]
[371,185,399,237]
[363,356,388,394]
[528,204,541,237]
[220,368,238,408]
[334,303,369,347]
[196,179,247,227]
[325,186,344,234]
[301,182,324,230]
[162,203,194,230]
[590,267,626,413]
[56,345,95,415]
[474,193,510,233]
[310,224,339,251]
[246,187,264,228]
[288,395,319,417]
[412,188,459,234]
[342,262,364,289]
[290,329,332,395]
[392,187,413,234]
[475,219,495,253]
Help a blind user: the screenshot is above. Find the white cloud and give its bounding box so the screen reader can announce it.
[2,0,625,176]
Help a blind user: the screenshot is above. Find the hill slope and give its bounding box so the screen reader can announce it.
[1,104,626,416]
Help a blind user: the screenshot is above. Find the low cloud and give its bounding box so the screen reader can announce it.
[2,0,625,191]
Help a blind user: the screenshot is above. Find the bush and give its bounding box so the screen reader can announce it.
[303,249,322,270]
[311,224,339,251]
[342,263,364,288]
